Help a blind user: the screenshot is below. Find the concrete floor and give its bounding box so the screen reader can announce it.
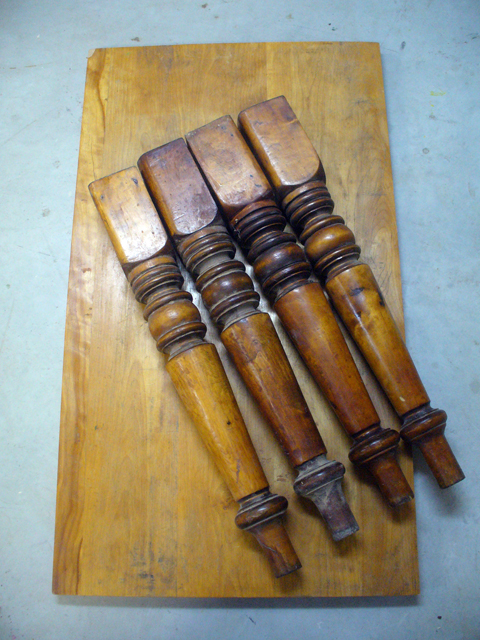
[1,0,479,638]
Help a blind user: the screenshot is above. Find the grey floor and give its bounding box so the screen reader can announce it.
[1,0,479,638]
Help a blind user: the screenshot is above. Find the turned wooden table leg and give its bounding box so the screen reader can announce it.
[238,95,464,489]
[139,140,359,540]
[186,115,413,508]
[88,167,301,577]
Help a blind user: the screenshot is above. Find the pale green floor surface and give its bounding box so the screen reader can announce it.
[0,0,479,638]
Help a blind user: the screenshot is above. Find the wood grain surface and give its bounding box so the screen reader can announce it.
[53,42,419,597]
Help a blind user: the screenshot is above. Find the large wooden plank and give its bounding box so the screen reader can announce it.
[53,42,419,597]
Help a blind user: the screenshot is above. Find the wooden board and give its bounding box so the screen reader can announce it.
[53,42,419,597]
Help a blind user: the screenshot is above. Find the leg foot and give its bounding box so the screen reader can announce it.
[349,427,414,507]
[235,489,302,577]
[401,405,465,489]
[294,455,359,541]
